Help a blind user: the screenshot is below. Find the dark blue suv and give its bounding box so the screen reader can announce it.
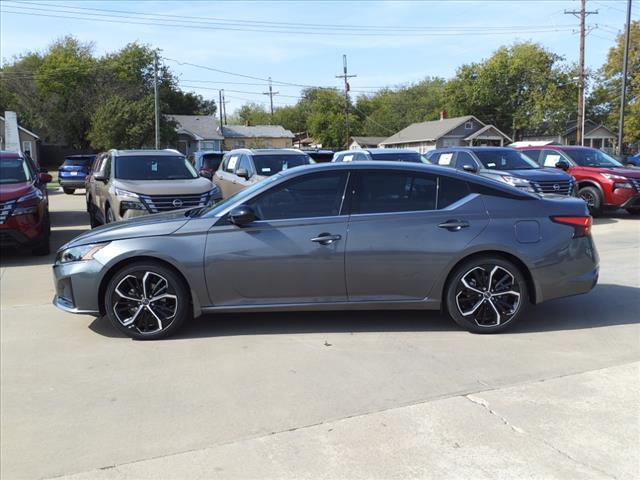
[427,147,576,196]
[58,154,96,194]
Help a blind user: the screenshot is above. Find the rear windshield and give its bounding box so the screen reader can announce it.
[202,153,224,170]
[475,150,539,170]
[115,155,198,180]
[63,156,95,167]
[0,157,33,184]
[252,154,310,176]
[370,152,430,163]
[563,149,623,168]
[307,152,334,163]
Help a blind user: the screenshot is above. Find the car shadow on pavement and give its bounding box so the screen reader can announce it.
[87,283,639,340]
[0,225,88,267]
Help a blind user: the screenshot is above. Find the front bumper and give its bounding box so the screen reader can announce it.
[0,216,48,247]
[52,259,103,315]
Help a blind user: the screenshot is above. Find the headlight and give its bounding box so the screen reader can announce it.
[114,187,140,199]
[500,175,536,193]
[601,173,627,181]
[14,190,44,215]
[613,182,633,190]
[202,186,220,206]
[55,243,109,264]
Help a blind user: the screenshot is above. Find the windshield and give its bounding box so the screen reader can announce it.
[202,154,223,170]
[252,154,310,176]
[115,155,198,180]
[370,152,431,163]
[63,157,94,167]
[0,157,33,184]
[475,150,539,170]
[563,149,623,168]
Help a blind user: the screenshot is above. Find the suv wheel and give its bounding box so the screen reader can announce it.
[105,262,190,340]
[578,186,603,216]
[88,203,101,228]
[105,205,116,224]
[63,188,75,195]
[445,256,528,333]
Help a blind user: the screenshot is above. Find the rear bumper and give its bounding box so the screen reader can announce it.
[59,178,87,189]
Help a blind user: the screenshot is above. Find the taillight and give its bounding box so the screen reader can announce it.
[551,216,592,237]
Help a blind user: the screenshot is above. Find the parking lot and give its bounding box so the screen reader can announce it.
[1,187,639,479]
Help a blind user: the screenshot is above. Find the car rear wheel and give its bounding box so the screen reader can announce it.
[445,256,529,333]
[63,188,75,195]
[105,262,190,340]
[578,186,602,216]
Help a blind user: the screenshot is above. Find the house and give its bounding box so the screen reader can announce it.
[167,114,224,155]
[379,115,512,153]
[293,132,322,149]
[221,125,294,150]
[0,113,40,163]
[521,120,617,152]
[348,136,387,150]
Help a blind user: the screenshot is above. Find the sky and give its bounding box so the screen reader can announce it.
[1,0,638,113]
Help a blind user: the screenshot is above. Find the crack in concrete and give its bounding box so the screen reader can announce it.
[465,394,617,479]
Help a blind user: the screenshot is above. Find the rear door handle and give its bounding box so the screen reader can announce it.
[438,220,470,231]
[311,233,342,245]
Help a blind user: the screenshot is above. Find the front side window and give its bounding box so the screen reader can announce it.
[249,172,348,220]
[201,153,224,170]
[523,149,543,163]
[252,154,310,177]
[114,155,198,180]
[563,149,623,168]
[474,150,539,170]
[236,155,253,176]
[0,156,33,184]
[454,152,478,170]
[353,172,437,214]
[540,150,566,167]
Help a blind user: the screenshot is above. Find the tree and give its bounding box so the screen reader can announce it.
[444,42,578,140]
[228,102,271,125]
[590,20,640,146]
[87,96,176,149]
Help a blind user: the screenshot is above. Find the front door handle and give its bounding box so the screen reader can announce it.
[438,220,470,231]
[311,233,342,245]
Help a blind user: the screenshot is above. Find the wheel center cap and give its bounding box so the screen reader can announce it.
[142,298,150,306]
[483,291,492,299]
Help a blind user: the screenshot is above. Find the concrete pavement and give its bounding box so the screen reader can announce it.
[1,189,639,479]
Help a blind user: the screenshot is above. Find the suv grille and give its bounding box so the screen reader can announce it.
[532,180,574,196]
[139,193,207,213]
[0,200,16,223]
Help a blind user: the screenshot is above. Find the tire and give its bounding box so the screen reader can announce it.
[104,261,191,340]
[578,186,603,216]
[445,256,529,334]
[105,205,116,224]
[63,188,75,195]
[625,207,640,215]
[88,204,101,228]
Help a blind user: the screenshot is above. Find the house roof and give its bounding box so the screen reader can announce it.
[380,116,478,145]
[0,114,40,139]
[167,114,223,140]
[222,125,294,138]
[464,124,512,143]
[522,119,614,139]
[350,136,387,147]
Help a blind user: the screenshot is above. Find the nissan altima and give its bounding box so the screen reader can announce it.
[53,162,599,339]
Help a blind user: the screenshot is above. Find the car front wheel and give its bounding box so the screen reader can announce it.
[445,256,529,333]
[105,262,190,339]
[578,186,603,216]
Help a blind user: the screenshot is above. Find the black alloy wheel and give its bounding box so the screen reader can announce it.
[578,186,602,216]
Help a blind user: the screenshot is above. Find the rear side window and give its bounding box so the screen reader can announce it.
[202,153,223,170]
[438,176,470,208]
[353,172,437,214]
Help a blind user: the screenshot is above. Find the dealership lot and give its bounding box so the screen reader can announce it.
[1,189,639,479]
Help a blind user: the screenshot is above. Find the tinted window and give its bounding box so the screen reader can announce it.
[0,157,33,184]
[63,156,95,167]
[434,151,455,166]
[563,149,623,168]
[249,172,348,220]
[540,150,566,167]
[224,154,240,173]
[474,150,539,170]
[115,155,198,180]
[455,152,478,170]
[369,151,430,163]
[237,154,253,176]
[201,153,223,170]
[523,149,542,162]
[354,172,437,214]
[252,154,310,176]
[438,176,470,209]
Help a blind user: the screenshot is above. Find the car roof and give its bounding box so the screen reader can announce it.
[111,149,184,157]
[228,148,308,156]
[432,147,514,152]
[334,148,420,155]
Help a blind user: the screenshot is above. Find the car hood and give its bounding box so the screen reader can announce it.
[481,168,572,182]
[0,182,33,202]
[114,177,214,195]
[63,210,191,248]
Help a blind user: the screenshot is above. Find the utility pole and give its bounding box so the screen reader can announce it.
[153,51,160,149]
[218,90,224,130]
[565,0,598,146]
[336,54,356,148]
[221,89,227,125]
[262,77,279,123]
[617,0,632,155]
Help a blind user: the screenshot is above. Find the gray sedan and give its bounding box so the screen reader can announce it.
[53,162,599,339]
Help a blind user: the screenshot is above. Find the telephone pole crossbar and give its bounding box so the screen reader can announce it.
[336,54,357,149]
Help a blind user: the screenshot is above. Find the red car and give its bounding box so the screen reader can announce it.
[516,145,640,216]
[0,151,53,255]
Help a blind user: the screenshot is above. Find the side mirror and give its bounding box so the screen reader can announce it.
[94,172,107,182]
[199,169,213,179]
[229,205,256,226]
[555,160,570,171]
[462,164,478,173]
[37,172,52,183]
[236,168,250,179]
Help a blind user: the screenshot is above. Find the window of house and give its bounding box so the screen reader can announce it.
[22,140,33,156]
[464,122,474,130]
[353,172,437,214]
[249,172,348,220]
[234,140,246,148]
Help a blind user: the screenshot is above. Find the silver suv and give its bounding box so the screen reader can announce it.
[86,149,221,226]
